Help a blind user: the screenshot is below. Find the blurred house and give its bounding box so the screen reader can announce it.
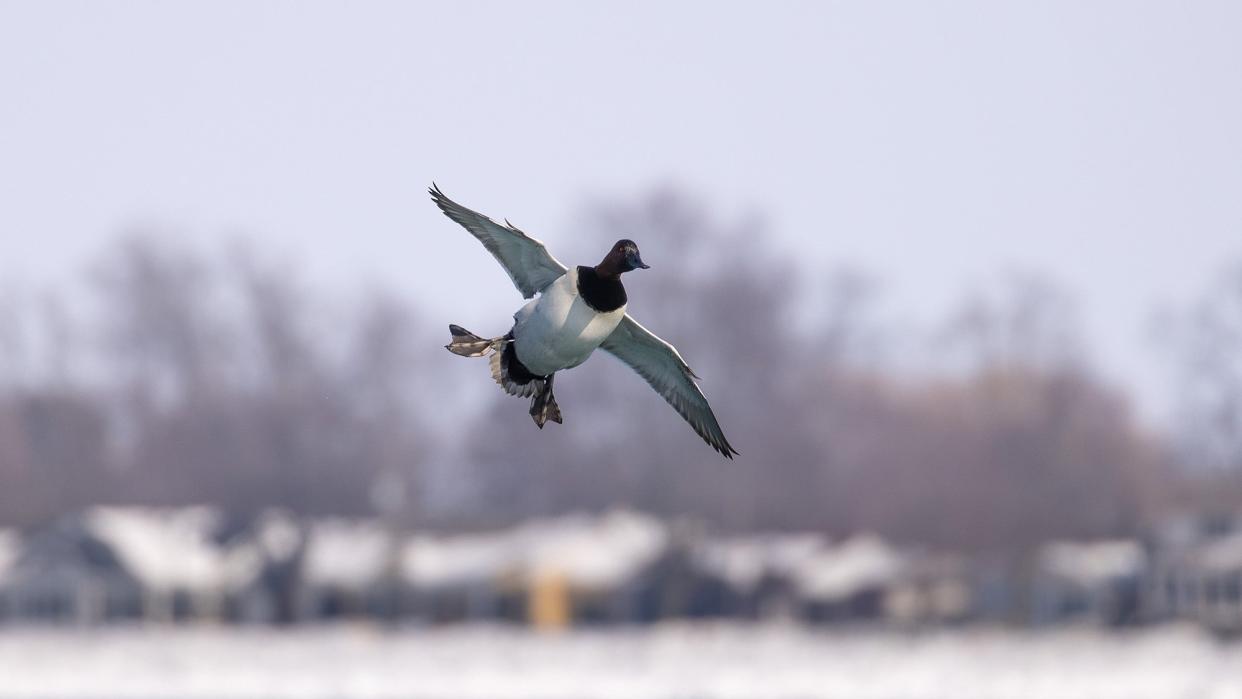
[297,518,398,620]
[401,510,668,627]
[1031,540,1145,626]
[1147,514,1242,634]
[401,530,520,622]
[689,534,820,619]
[0,528,20,620]
[0,507,274,625]
[7,505,1242,632]
[0,514,143,623]
[83,507,248,621]
[688,534,911,623]
[513,511,668,626]
[790,535,905,622]
[882,552,973,626]
[220,510,305,624]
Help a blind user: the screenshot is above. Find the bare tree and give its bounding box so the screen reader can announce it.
[1157,261,1242,512]
[0,286,25,390]
[884,277,1169,549]
[1167,261,1242,472]
[0,200,1182,548]
[58,235,433,521]
[93,234,227,406]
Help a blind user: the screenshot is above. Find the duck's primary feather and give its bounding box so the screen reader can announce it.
[601,315,739,458]
[430,184,567,298]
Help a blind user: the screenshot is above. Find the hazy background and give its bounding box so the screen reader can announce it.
[2,0,1241,525]
[2,2,1242,696]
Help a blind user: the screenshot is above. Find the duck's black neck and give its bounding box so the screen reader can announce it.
[577,265,627,312]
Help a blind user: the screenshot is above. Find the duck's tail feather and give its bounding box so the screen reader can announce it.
[445,324,500,357]
[445,324,532,397]
[449,325,561,426]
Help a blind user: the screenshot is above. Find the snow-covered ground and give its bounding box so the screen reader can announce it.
[1,623,1240,699]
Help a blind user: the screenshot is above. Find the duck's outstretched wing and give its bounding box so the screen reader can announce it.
[601,315,739,459]
[430,184,568,299]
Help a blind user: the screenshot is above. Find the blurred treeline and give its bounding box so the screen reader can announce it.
[1,189,1240,551]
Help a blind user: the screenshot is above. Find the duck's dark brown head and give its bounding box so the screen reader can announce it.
[595,239,649,278]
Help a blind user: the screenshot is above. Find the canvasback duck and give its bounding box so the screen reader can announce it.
[431,184,738,458]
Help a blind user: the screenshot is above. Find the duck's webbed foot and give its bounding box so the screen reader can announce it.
[529,373,563,428]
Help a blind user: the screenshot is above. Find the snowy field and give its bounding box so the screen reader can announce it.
[1,623,1240,699]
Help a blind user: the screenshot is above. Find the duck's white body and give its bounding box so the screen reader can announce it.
[513,267,627,376]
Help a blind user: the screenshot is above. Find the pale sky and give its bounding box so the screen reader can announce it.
[1,1,1240,425]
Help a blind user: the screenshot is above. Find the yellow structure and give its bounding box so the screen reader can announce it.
[527,570,571,630]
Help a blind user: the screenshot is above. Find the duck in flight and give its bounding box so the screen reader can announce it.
[432,184,738,458]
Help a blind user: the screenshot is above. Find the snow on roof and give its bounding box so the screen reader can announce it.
[517,510,667,589]
[211,511,306,592]
[1039,540,1145,585]
[0,529,19,584]
[790,535,904,601]
[84,506,231,593]
[1196,532,1242,572]
[301,518,393,590]
[402,532,521,588]
[693,534,824,591]
[253,510,303,562]
[402,511,668,591]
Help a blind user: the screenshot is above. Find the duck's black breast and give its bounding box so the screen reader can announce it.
[576,265,627,312]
